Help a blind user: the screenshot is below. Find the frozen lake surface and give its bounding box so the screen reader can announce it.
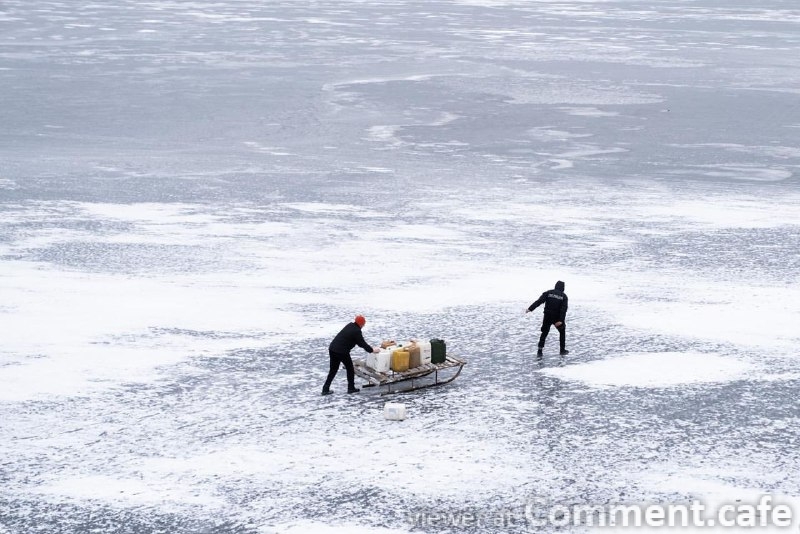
[1,1,799,532]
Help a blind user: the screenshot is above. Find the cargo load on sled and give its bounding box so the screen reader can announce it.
[353,338,466,394]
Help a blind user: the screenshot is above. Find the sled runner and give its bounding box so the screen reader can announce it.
[352,355,466,394]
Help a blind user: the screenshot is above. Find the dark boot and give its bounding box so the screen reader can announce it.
[536,348,543,357]
[347,386,360,394]
[560,349,569,356]
[321,388,334,396]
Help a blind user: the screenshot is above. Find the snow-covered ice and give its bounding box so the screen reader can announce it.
[1,0,799,532]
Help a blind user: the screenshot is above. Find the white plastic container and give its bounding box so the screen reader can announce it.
[375,350,391,373]
[416,341,432,366]
[367,350,392,373]
[384,402,406,421]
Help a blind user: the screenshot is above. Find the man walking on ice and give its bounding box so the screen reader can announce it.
[322,314,381,395]
[525,280,569,357]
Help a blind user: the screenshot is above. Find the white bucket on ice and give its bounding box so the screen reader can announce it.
[384,402,406,421]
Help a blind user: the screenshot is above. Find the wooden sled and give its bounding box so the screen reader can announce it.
[353,355,467,394]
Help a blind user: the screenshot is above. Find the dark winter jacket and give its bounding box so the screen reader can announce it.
[528,281,568,322]
[329,322,374,354]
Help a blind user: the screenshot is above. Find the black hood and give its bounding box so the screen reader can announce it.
[555,280,565,291]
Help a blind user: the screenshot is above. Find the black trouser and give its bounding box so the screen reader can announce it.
[539,315,566,352]
[323,349,355,391]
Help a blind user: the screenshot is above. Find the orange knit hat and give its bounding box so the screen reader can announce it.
[354,315,366,327]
